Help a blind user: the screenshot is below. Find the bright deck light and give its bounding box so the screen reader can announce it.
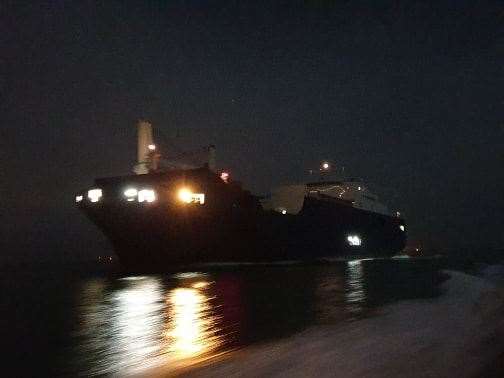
[178,188,193,203]
[321,162,330,170]
[124,188,138,201]
[88,189,103,203]
[399,225,405,231]
[75,195,83,203]
[281,209,287,215]
[138,189,156,203]
[148,144,156,151]
[347,235,362,246]
[177,188,205,204]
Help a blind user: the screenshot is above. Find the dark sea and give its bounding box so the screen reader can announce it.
[0,258,446,376]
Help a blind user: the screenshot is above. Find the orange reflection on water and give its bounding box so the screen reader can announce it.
[164,282,222,362]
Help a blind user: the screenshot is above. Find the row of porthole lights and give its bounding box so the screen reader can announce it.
[75,188,156,204]
[76,187,206,205]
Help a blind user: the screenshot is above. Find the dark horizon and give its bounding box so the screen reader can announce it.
[2,1,503,262]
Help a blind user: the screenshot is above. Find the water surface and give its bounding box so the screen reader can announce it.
[0,259,444,376]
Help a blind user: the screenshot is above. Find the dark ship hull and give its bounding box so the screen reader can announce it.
[78,168,406,271]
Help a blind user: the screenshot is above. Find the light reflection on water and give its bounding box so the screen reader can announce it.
[345,260,366,315]
[314,260,367,323]
[164,285,222,361]
[77,276,222,376]
[70,261,442,376]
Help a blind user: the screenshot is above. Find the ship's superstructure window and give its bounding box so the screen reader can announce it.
[138,189,156,203]
[122,187,156,203]
[88,189,103,203]
[124,188,138,202]
[192,193,205,204]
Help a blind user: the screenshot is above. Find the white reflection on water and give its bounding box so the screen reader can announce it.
[112,278,165,373]
[345,259,366,315]
[77,275,222,376]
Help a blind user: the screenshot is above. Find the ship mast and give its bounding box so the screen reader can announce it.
[132,119,216,174]
[133,119,157,174]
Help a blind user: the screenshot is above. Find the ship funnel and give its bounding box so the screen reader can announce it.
[133,120,154,175]
[208,145,216,172]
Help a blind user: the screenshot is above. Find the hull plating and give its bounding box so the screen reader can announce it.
[81,197,406,270]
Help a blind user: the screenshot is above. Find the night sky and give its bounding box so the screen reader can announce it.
[2,1,503,262]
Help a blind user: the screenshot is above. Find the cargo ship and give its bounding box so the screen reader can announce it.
[76,121,406,270]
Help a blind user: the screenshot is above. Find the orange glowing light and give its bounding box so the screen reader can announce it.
[177,188,205,204]
[178,188,193,203]
[165,286,221,360]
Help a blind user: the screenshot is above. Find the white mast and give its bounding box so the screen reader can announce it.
[133,120,154,175]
